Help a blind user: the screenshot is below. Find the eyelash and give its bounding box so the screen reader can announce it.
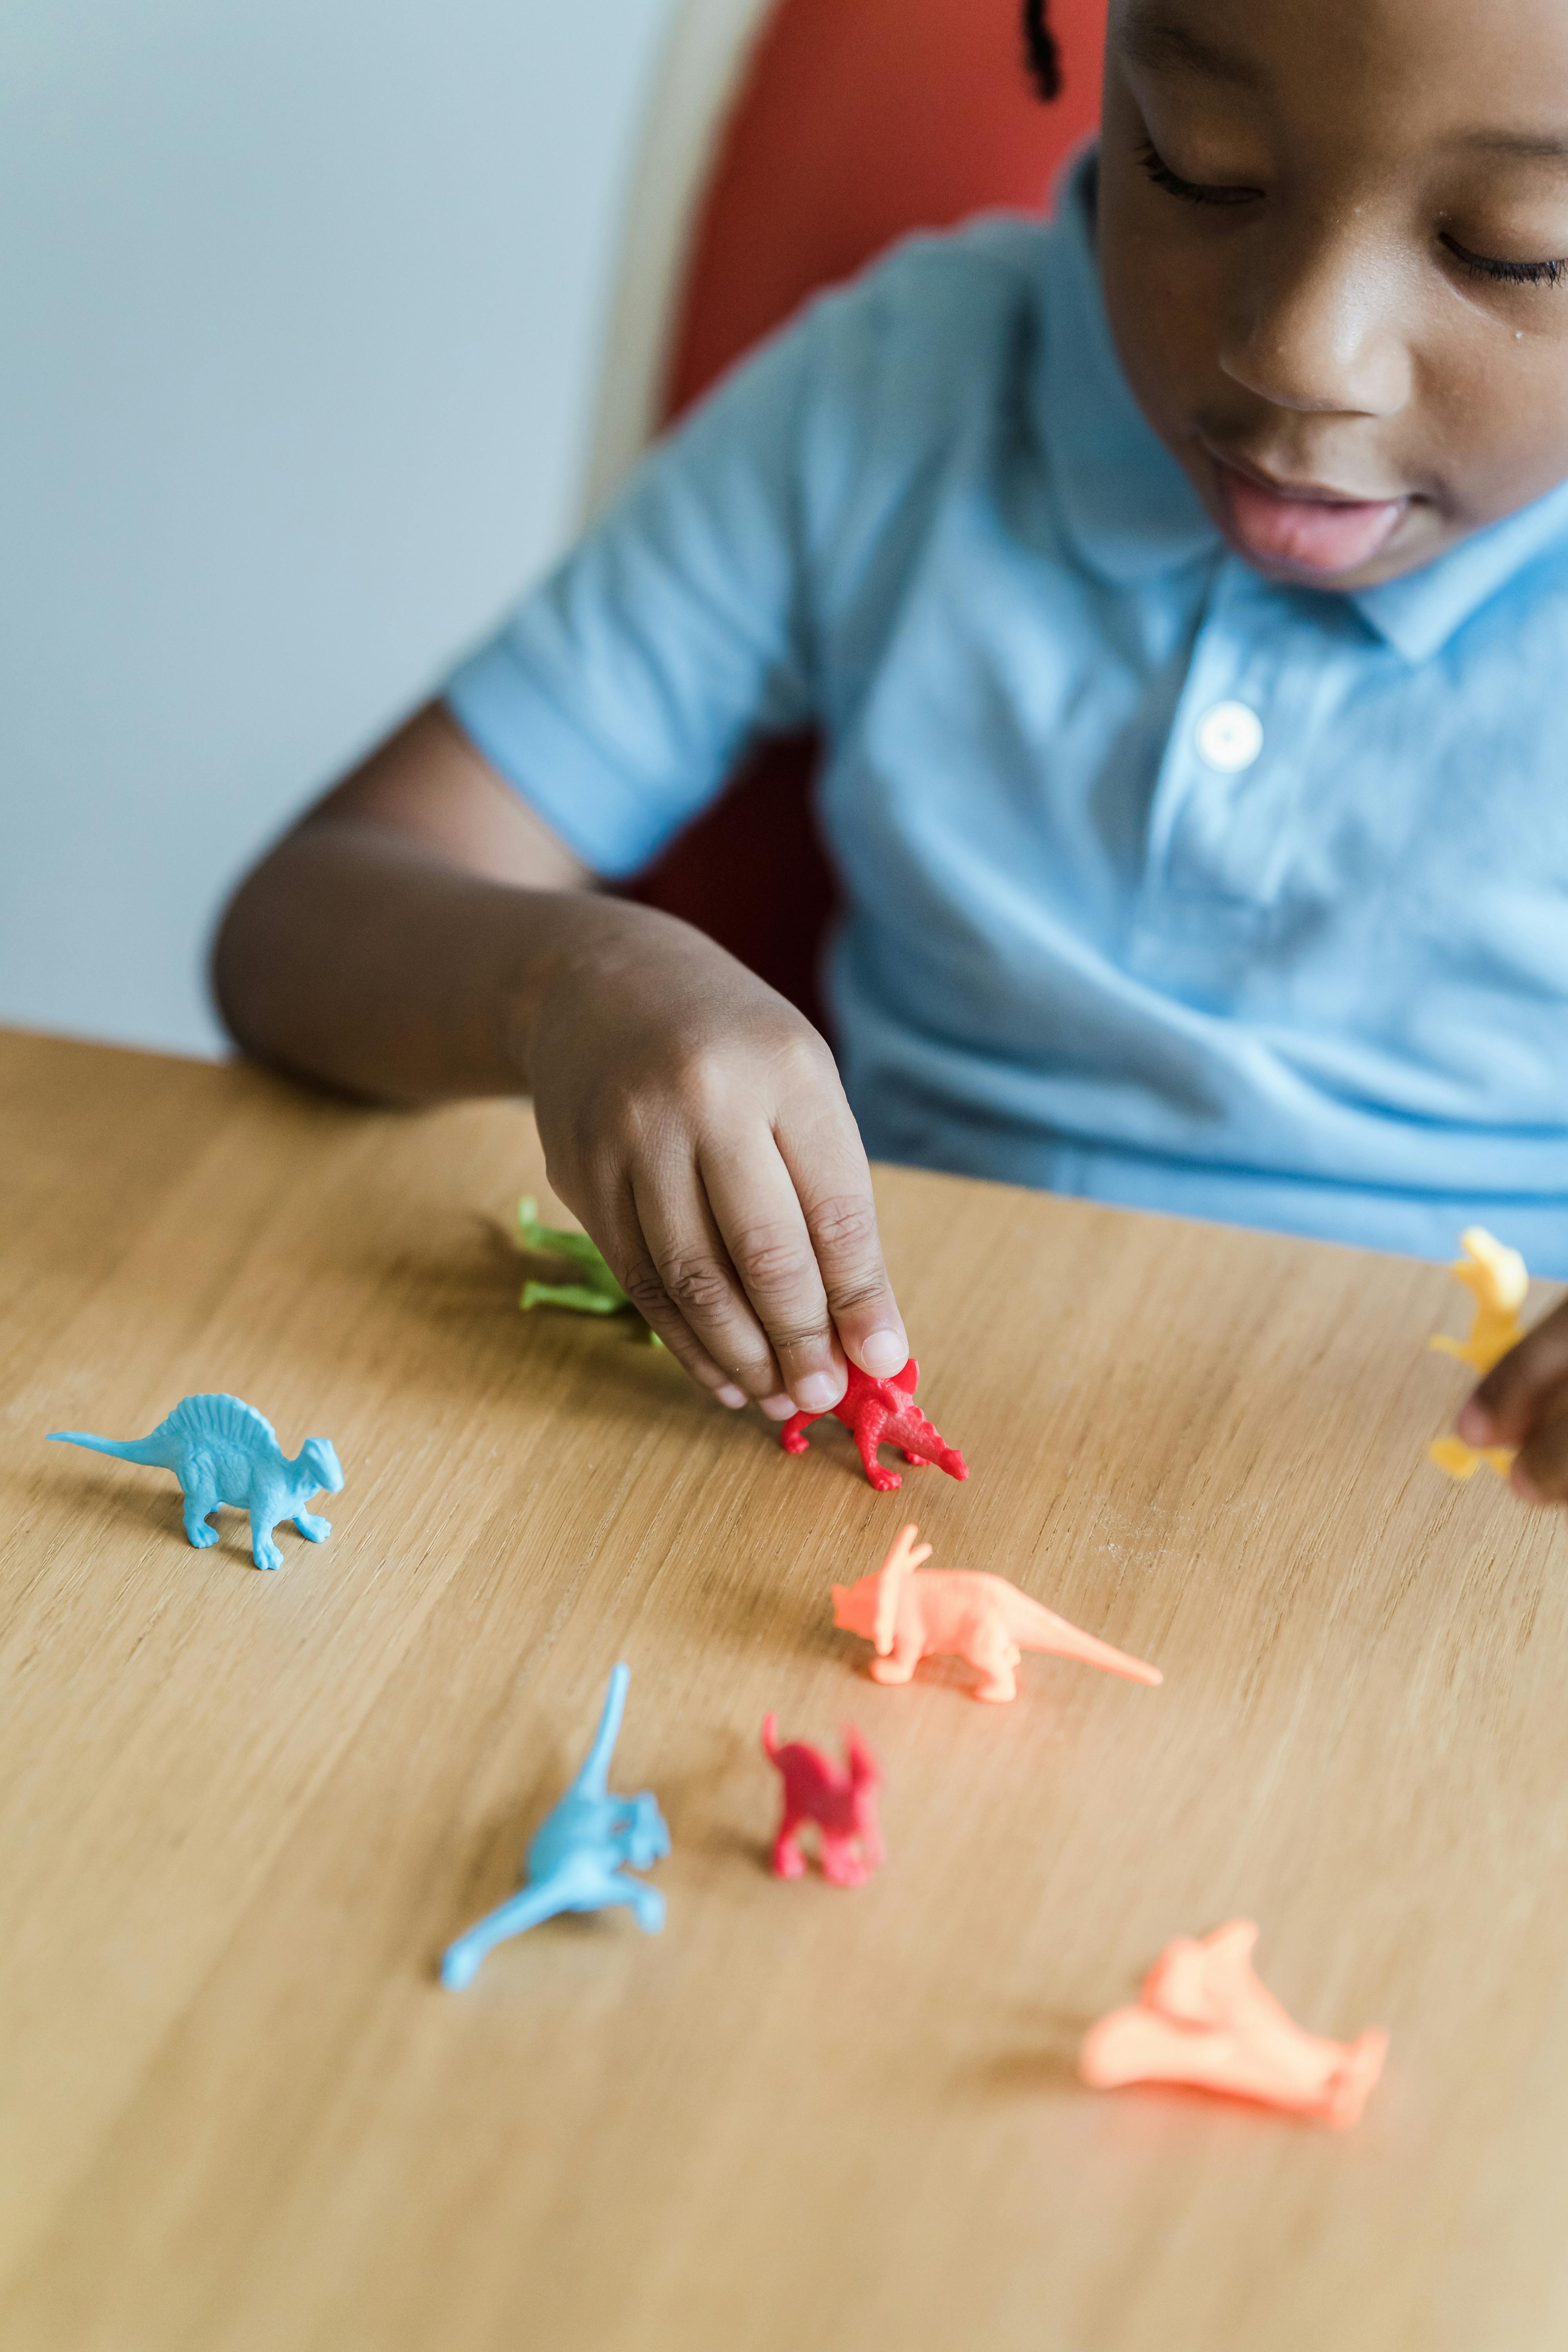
[1443,237,1566,287]
[1135,138,1257,209]
[1136,137,1568,287]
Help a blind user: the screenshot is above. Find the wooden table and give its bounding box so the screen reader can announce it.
[2,1027,1565,2352]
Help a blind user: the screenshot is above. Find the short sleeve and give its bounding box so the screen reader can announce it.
[443,308,835,879]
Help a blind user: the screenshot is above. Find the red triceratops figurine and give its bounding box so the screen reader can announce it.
[779,1358,968,1493]
[761,1715,884,1887]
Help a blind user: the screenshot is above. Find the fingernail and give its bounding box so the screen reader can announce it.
[1457,1400,1492,1444]
[715,1384,747,1409]
[759,1392,797,1421]
[859,1329,907,1377]
[793,1370,847,1415]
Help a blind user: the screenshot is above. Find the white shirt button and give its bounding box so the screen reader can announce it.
[1195,700,1264,773]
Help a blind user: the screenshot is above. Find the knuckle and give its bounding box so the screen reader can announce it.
[731,1221,815,1297]
[658,1252,739,1324]
[808,1193,880,1263]
[620,1266,672,1319]
[768,1322,835,1359]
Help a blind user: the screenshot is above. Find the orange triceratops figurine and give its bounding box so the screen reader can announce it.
[832,1524,1163,1705]
[1428,1226,1528,1482]
[1079,1920,1388,2129]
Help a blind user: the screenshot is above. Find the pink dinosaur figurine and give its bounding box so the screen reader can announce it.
[780,1358,968,1492]
[1078,1920,1388,2129]
[833,1524,1164,1704]
[761,1715,884,1886]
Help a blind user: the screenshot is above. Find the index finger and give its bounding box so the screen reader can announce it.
[775,1092,908,1383]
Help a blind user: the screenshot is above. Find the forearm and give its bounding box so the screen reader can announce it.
[214,813,640,1106]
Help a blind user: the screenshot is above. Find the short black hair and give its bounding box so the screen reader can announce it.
[1023,0,1063,100]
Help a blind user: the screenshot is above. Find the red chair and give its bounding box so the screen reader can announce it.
[625,0,1108,1034]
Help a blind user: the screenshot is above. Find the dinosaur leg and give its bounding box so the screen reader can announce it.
[180,1468,221,1550]
[177,1449,223,1543]
[771,1812,807,1878]
[440,1880,571,1988]
[779,1410,820,1458]
[869,1653,917,1684]
[521,1281,622,1316]
[292,1511,332,1543]
[853,1407,902,1492]
[962,1619,1019,1702]
[248,1513,287,1572]
[819,1832,869,1887]
[599,1869,667,1934]
[869,1630,922,1685]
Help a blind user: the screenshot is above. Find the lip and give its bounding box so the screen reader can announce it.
[1206,449,1411,576]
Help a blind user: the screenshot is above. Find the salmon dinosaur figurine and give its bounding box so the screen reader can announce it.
[1079,1920,1388,2130]
[780,1358,967,1492]
[833,1524,1163,1704]
[1428,1226,1528,1482]
[761,1717,884,1887]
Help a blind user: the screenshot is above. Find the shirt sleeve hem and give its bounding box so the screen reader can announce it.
[443,642,679,880]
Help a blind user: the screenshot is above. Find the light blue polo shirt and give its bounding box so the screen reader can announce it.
[447,149,1568,1273]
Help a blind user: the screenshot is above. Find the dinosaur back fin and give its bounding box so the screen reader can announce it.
[571,1663,631,1800]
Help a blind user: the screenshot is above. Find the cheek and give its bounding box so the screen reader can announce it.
[1098,191,1223,427]
[1419,334,1568,518]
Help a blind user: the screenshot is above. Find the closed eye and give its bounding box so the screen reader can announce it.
[1442,234,1567,287]
[1136,136,1261,209]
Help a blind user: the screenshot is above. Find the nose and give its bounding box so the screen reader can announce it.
[1220,223,1410,418]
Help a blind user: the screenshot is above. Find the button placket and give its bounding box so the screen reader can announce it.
[1128,565,1320,999]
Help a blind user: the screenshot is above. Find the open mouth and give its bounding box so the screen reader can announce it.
[1210,454,1410,575]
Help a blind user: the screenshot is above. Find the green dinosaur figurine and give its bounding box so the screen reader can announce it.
[517,1199,663,1346]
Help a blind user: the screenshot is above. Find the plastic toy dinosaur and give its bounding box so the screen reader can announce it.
[780,1358,968,1492]
[833,1523,1164,1704]
[762,1715,884,1887]
[1078,1919,1388,2129]
[441,1663,669,1989]
[47,1392,343,1572]
[1428,1226,1527,1480]
[516,1198,661,1345]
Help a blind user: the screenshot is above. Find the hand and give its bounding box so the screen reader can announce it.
[522,900,908,1420]
[1456,1294,1568,1503]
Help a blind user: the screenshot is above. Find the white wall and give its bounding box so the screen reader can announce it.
[0,0,764,1059]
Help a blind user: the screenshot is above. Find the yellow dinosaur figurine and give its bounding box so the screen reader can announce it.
[1428,1227,1527,1481]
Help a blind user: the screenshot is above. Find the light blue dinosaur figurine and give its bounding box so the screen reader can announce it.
[516,1198,662,1346]
[441,1662,670,1990]
[48,1393,343,1572]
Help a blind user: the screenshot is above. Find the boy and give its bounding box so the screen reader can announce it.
[216,0,1568,1500]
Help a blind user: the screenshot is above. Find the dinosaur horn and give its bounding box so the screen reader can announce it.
[874,1523,929,1655]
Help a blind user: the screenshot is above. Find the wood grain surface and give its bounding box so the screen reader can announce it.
[1,1026,1564,2352]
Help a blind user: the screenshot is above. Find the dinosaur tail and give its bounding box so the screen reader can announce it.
[1009,1593,1163,1686]
[761,1712,782,1767]
[47,1430,171,1468]
[570,1662,632,1801]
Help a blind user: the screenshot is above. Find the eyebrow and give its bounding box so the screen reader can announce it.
[1457,130,1568,162]
[1122,11,1263,87]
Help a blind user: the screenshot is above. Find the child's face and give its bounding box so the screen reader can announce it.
[1097,0,1568,587]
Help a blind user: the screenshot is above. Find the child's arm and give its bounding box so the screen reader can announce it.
[1457,1309,1568,1504]
[214,704,908,1420]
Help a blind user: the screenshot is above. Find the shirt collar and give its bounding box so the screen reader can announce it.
[1039,143,1568,659]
